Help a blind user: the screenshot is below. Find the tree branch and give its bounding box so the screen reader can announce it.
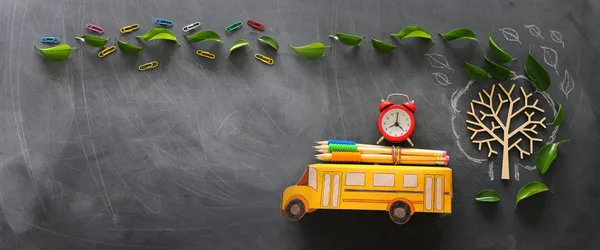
[508,113,547,138]
[468,102,504,145]
[511,87,544,118]
[473,139,499,157]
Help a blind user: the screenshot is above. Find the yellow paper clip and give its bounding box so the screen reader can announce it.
[120,24,140,34]
[138,61,159,71]
[255,53,274,65]
[196,50,216,60]
[98,46,116,58]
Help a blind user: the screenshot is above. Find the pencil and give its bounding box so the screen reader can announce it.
[315,141,388,148]
[313,145,446,157]
[315,153,449,166]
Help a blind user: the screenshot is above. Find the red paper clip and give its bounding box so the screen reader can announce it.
[246,19,264,31]
[86,23,104,34]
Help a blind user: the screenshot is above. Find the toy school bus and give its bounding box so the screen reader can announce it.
[281,164,452,224]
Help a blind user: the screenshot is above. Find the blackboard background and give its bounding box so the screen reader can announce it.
[1,0,599,249]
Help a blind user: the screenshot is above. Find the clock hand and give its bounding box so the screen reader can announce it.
[395,113,399,123]
[388,124,396,128]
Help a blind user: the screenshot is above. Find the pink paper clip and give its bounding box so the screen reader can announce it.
[86,23,104,34]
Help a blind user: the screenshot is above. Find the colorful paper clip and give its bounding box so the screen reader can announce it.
[86,23,104,34]
[154,18,173,27]
[196,50,216,60]
[120,24,140,34]
[255,53,274,65]
[225,21,243,33]
[41,37,60,44]
[247,19,264,31]
[182,22,201,33]
[98,46,116,58]
[138,61,159,71]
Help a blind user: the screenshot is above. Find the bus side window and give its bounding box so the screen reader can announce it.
[345,172,365,186]
[308,167,318,190]
[403,174,418,188]
[373,173,395,187]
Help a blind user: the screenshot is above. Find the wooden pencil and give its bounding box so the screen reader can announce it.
[313,145,446,157]
[315,141,388,148]
[315,153,449,166]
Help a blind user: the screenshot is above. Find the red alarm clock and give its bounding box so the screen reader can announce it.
[377,93,416,146]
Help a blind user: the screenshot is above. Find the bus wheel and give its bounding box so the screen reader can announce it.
[389,201,411,225]
[285,199,306,221]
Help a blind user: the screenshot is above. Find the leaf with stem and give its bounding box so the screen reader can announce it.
[464,61,490,82]
[186,30,223,43]
[258,36,279,50]
[370,37,396,53]
[35,44,77,61]
[229,40,253,54]
[525,51,551,91]
[116,40,142,55]
[76,35,110,48]
[329,32,364,46]
[484,54,511,80]
[475,189,500,202]
[515,181,551,208]
[390,26,435,43]
[290,42,330,60]
[439,28,478,41]
[489,31,515,63]
[547,103,564,126]
[137,28,179,44]
[536,139,570,175]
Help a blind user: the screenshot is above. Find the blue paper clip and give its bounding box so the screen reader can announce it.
[154,18,173,27]
[41,37,60,44]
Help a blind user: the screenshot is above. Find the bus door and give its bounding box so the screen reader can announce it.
[424,175,445,212]
[321,171,342,208]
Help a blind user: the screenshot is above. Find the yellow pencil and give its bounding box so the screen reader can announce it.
[315,153,449,166]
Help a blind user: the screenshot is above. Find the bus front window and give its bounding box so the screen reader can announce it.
[295,166,318,190]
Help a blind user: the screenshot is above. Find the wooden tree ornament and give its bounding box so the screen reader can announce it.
[466,84,546,180]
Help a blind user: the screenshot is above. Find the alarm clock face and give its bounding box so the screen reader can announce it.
[381,108,412,138]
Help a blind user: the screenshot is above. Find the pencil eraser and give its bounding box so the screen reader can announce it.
[442,151,447,157]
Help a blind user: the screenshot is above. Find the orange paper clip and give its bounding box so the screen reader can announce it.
[98,46,116,58]
[196,50,216,60]
[120,24,140,34]
[138,61,159,71]
[255,53,274,65]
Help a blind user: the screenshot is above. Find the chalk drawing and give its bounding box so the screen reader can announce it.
[432,72,452,86]
[549,30,565,48]
[514,163,536,181]
[499,27,522,44]
[524,24,544,39]
[561,69,575,100]
[450,80,487,164]
[540,46,559,76]
[536,90,559,145]
[425,53,454,73]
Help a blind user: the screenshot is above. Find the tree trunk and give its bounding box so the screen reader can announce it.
[501,147,510,180]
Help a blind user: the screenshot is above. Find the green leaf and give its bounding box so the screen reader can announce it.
[329,32,364,46]
[489,31,515,63]
[547,103,565,126]
[515,181,551,208]
[136,28,179,44]
[390,26,434,43]
[116,40,142,55]
[475,189,500,202]
[290,42,331,60]
[439,28,478,41]
[484,54,511,80]
[229,40,253,54]
[35,44,77,62]
[75,35,110,48]
[536,139,570,175]
[258,36,279,50]
[464,61,490,82]
[370,37,396,53]
[525,51,551,91]
[185,30,223,43]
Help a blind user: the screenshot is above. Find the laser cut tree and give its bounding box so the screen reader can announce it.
[466,84,546,180]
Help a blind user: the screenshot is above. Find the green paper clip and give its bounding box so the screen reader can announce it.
[225,21,243,33]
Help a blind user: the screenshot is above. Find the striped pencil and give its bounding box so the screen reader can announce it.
[315,140,388,148]
[315,153,449,166]
[313,145,446,157]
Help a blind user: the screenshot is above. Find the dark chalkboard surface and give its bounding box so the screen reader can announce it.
[1,0,599,249]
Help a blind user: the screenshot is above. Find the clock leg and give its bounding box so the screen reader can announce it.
[406,138,414,147]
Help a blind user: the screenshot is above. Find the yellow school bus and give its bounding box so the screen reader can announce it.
[281,164,452,224]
